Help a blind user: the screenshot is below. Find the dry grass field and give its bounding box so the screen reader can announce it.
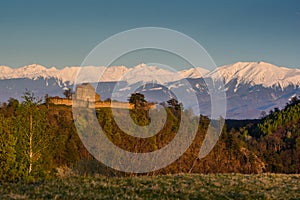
[1,174,299,199]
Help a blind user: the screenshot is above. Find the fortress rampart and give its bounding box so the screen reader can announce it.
[48,98,135,109]
[48,83,154,110]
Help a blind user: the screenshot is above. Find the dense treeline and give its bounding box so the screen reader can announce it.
[0,92,300,182]
[0,92,88,182]
[247,96,300,173]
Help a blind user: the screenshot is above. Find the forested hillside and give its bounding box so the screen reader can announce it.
[247,96,300,173]
[0,92,299,182]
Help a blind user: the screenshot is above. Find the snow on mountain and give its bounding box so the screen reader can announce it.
[1,62,299,92]
[0,66,14,74]
[178,67,209,79]
[5,64,53,80]
[1,61,300,119]
[58,67,80,83]
[208,61,300,89]
[101,66,128,82]
[0,64,78,83]
[0,64,209,84]
[119,64,181,84]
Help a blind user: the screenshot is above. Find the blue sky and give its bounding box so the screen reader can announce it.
[0,0,299,68]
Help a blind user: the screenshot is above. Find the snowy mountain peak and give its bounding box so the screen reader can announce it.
[179,67,210,79]
[208,61,300,89]
[0,64,209,85]
[20,64,47,71]
[49,66,58,71]
[0,65,14,74]
[133,63,148,69]
[1,62,299,90]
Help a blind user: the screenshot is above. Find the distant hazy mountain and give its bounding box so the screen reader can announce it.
[0,62,299,119]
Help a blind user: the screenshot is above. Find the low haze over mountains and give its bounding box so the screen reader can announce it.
[0,62,299,119]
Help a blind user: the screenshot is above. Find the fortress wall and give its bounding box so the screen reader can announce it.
[49,98,135,109]
[49,98,155,110]
[49,98,72,106]
[94,102,134,109]
[49,83,138,109]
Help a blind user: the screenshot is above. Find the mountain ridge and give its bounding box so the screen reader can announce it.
[1,62,299,89]
[0,62,299,119]
[207,61,300,89]
[0,64,209,84]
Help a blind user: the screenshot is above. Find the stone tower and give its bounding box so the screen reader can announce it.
[74,83,100,102]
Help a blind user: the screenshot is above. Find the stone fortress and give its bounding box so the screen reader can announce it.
[49,83,135,109]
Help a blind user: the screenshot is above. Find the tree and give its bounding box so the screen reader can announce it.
[290,95,299,105]
[260,111,267,119]
[274,107,280,113]
[167,98,182,117]
[0,114,17,182]
[63,88,73,99]
[104,98,112,102]
[6,98,19,116]
[8,98,19,108]
[44,94,50,108]
[15,90,52,176]
[128,93,147,109]
[167,98,181,109]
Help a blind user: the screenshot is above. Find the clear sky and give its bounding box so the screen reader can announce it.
[0,0,299,69]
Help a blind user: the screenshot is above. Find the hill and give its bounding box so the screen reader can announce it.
[0,93,299,182]
[245,96,300,173]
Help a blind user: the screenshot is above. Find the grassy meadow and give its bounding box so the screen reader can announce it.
[1,173,299,199]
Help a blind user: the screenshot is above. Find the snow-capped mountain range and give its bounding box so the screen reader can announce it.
[209,61,300,90]
[1,62,299,88]
[0,63,210,85]
[0,62,299,119]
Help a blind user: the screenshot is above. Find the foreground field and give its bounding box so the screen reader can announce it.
[0,174,299,199]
